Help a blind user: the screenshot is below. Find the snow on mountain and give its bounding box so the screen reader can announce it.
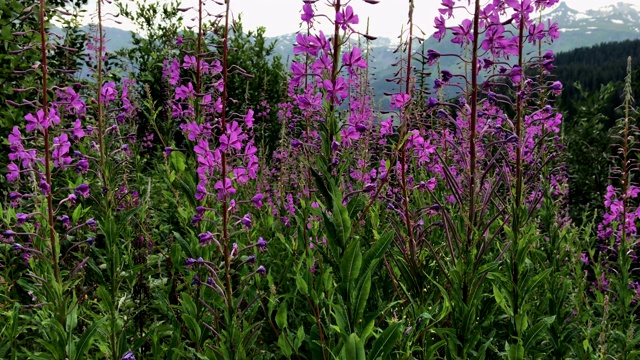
[542,1,640,52]
[545,1,640,32]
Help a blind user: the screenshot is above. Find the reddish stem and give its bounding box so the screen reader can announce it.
[39,0,60,285]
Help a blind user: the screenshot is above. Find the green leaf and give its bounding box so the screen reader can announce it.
[334,302,351,336]
[276,302,288,329]
[295,326,305,351]
[182,314,202,343]
[493,284,512,316]
[515,313,528,334]
[506,341,524,360]
[523,268,552,303]
[345,333,365,360]
[170,148,186,172]
[296,273,309,295]
[180,293,197,316]
[310,168,332,206]
[369,322,401,360]
[353,267,372,325]
[340,238,362,297]
[332,196,351,250]
[65,303,78,334]
[1,25,11,41]
[524,316,555,350]
[73,317,105,360]
[278,333,293,357]
[361,231,393,276]
[71,204,83,222]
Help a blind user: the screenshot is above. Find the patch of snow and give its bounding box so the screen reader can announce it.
[612,19,624,24]
[586,31,592,34]
[575,13,591,20]
[559,28,579,32]
[587,26,597,29]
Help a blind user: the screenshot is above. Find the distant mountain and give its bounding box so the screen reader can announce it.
[68,2,640,59]
[544,1,640,52]
[51,24,134,53]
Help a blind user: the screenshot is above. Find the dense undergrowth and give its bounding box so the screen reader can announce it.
[1,0,640,359]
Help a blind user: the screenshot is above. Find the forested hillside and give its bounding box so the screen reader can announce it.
[555,39,640,118]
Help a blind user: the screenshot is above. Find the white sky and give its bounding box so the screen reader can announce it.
[87,0,633,39]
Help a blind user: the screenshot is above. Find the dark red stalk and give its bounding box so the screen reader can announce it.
[220,0,233,322]
[620,56,632,245]
[303,18,312,258]
[96,0,108,200]
[39,0,60,286]
[467,0,481,249]
[329,0,341,114]
[196,0,203,93]
[511,7,526,324]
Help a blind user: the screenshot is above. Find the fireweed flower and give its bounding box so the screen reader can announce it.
[6,163,19,183]
[550,81,563,95]
[244,109,255,128]
[323,77,348,103]
[439,0,455,18]
[25,108,59,133]
[257,237,267,252]
[451,18,473,46]
[39,175,51,195]
[425,49,440,65]
[175,83,196,101]
[198,232,216,246]
[52,134,72,168]
[16,213,29,226]
[293,33,321,57]
[101,82,117,103]
[214,178,236,200]
[580,253,589,265]
[390,93,411,109]
[85,218,97,230]
[57,215,70,228]
[240,213,252,228]
[251,193,264,208]
[76,158,89,174]
[219,122,244,151]
[547,19,560,41]
[75,184,90,198]
[71,119,85,140]
[301,2,314,23]
[162,58,181,86]
[120,351,136,360]
[335,5,359,30]
[434,15,447,41]
[380,117,394,136]
[342,47,367,76]
[341,126,360,146]
[183,55,197,70]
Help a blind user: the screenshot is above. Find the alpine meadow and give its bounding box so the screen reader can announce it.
[3,0,640,358]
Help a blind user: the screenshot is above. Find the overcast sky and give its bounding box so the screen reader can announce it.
[91,0,631,39]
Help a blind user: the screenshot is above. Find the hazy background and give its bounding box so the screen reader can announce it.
[82,0,632,38]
